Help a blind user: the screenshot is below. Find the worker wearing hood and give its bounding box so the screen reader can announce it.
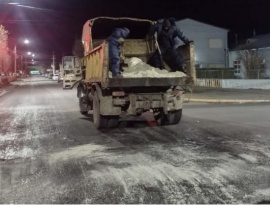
[148,18,192,72]
[108,27,130,77]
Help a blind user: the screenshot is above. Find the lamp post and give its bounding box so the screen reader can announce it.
[14,39,29,75]
[14,45,17,75]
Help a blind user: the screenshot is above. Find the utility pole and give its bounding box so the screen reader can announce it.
[24,57,27,75]
[52,52,56,75]
[14,45,17,75]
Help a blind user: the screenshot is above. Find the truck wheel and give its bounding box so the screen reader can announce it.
[79,97,88,115]
[79,89,88,115]
[107,117,119,128]
[93,92,107,129]
[155,109,182,126]
[154,111,166,126]
[167,109,182,125]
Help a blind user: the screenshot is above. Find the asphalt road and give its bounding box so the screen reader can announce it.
[0,76,270,204]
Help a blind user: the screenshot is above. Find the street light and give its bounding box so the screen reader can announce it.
[14,39,30,75]
[28,52,32,55]
[24,39,30,44]
[32,54,35,57]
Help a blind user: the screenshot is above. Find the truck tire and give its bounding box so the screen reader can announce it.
[155,109,182,126]
[93,92,107,129]
[167,109,182,125]
[154,111,166,126]
[79,97,88,115]
[78,86,89,115]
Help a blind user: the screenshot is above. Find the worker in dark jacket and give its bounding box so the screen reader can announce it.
[148,18,192,72]
[108,27,130,77]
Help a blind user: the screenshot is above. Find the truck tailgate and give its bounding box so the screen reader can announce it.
[104,77,187,87]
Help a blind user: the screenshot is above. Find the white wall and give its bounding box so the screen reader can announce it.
[222,79,270,89]
[196,79,270,89]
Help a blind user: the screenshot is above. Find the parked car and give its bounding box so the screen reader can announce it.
[48,73,53,79]
[58,75,63,83]
[52,74,59,81]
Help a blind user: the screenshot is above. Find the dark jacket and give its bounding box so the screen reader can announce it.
[149,18,189,51]
[108,28,130,59]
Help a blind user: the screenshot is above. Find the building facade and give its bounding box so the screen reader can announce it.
[229,34,270,79]
[175,18,229,68]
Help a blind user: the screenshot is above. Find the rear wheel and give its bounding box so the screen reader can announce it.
[79,97,88,115]
[167,109,182,125]
[78,86,89,116]
[154,111,166,126]
[93,92,107,129]
[155,109,182,126]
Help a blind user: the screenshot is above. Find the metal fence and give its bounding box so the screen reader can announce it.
[196,68,270,79]
[196,68,235,79]
[245,69,269,79]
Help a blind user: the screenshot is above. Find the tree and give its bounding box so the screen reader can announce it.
[0,25,11,74]
[72,38,84,58]
[239,49,265,79]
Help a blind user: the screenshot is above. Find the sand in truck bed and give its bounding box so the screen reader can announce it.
[109,57,186,78]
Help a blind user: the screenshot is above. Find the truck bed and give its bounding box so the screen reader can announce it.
[83,39,194,88]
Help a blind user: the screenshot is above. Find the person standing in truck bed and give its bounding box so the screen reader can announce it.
[148,18,192,73]
[108,27,130,78]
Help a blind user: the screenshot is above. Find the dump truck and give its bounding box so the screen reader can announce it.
[77,17,196,129]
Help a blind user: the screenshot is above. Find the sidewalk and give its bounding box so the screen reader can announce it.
[0,78,24,97]
[0,86,7,97]
[185,87,270,103]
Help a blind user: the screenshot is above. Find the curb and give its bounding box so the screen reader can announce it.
[185,98,270,103]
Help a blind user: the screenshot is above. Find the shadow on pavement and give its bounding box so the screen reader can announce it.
[80,113,156,129]
[257,200,270,204]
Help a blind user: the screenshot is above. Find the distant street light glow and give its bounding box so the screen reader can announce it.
[28,52,31,55]
[24,39,30,44]
[32,54,35,57]
[6,3,56,12]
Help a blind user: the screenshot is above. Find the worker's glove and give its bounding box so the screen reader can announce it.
[117,38,125,45]
[120,54,125,61]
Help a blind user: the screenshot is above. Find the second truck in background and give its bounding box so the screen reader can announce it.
[61,56,82,89]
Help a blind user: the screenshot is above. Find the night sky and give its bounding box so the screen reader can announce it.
[0,0,270,64]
